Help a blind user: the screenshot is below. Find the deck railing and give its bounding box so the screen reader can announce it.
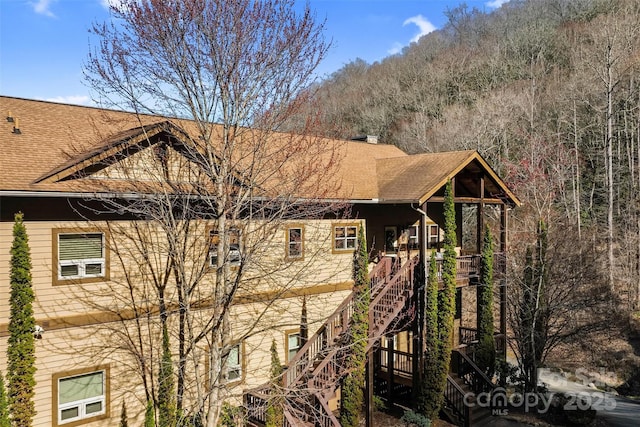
[459,327,506,356]
[378,348,413,377]
[431,255,481,282]
[459,326,478,345]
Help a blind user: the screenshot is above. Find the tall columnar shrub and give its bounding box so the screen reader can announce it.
[7,212,36,426]
[0,372,9,427]
[476,226,496,377]
[340,225,370,427]
[436,181,457,414]
[119,400,128,427]
[158,324,176,427]
[417,252,442,420]
[266,340,284,427]
[300,295,308,348]
[145,399,155,427]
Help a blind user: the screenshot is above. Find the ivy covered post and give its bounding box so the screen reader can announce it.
[340,225,370,427]
[437,180,457,407]
[7,212,36,426]
[157,324,176,427]
[417,252,442,421]
[0,372,9,427]
[476,226,496,377]
[266,340,284,427]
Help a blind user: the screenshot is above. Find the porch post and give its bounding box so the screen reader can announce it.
[366,343,374,426]
[500,203,507,253]
[476,176,485,331]
[499,204,508,357]
[476,175,485,254]
[412,203,427,400]
[387,336,395,408]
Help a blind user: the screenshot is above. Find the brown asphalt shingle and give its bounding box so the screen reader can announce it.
[0,96,519,205]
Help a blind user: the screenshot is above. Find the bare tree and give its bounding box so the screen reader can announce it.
[79,0,345,425]
[508,218,610,392]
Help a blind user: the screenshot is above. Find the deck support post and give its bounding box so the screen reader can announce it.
[366,343,374,426]
[386,336,395,408]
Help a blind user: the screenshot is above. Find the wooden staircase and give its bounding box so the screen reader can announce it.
[245,255,419,427]
[443,350,496,427]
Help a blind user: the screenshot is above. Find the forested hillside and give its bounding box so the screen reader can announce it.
[293,0,640,378]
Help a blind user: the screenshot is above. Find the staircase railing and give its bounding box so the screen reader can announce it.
[369,256,418,338]
[246,255,418,426]
[454,350,496,396]
[284,255,417,390]
[444,375,470,427]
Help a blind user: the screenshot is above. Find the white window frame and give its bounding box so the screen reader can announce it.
[209,228,241,268]
[286,226,304,260]
[287,331,302,362]
[408,225,419,250]
[57,370,106,425]
[226,343,242,382]
[427,224,440,249]
[57,233,105,280]
[333,225,358,252]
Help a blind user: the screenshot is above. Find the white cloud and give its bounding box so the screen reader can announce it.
[45,95,92,106]
[31,0,56,18]
[387,42,404,56]
[403,14,437,44]
[486,0,510,9]
[100,0,132,11]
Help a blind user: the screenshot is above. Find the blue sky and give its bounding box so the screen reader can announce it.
[0,0,509,106]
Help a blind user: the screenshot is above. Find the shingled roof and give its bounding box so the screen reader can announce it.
[0,96,519,206]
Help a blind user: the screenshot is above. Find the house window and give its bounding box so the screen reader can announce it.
[333,224,357,252]
[54,368,108,426]
[56,231,106,282]
[226,344,242,382]
[286,331,302,362]
[427,224,440,249]
[286,226,304,260]
[209,227,241,268]
[384,226,397,253]
[408,225,419,250]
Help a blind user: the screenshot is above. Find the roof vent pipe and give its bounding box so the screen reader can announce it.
[350,134,379,144]
[12,118,21,134]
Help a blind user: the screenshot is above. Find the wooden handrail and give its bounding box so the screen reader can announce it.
[247,255,418,427]
[445,374,470,427]
[455,350,495,395]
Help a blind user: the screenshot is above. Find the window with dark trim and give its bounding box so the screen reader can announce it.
[226,343,242,382]
[333,224,357,252]
[286,331,302,362]
[53,229,109,285]
[53,366,109,427]
[428,224,440,249]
